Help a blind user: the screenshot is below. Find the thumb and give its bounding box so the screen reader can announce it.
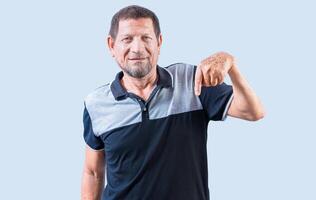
[194,65,202,96]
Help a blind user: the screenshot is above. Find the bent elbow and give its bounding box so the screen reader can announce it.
[248,110,266,121]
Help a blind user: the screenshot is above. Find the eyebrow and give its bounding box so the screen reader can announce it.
[121,33,152,37]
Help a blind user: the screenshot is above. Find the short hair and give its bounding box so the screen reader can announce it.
[109,5,161,40]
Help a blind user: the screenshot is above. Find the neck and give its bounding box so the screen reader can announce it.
[120,68,158,100]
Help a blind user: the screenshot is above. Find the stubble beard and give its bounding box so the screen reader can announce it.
[123,60,153,79]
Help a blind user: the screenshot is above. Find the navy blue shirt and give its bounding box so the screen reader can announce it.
[83,63,233,200]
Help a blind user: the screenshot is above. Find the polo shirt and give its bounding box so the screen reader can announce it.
[83,63,234,200]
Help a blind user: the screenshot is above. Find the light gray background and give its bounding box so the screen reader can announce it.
[1,0,315,199]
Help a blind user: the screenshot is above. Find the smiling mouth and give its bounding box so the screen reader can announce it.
[128,58,146,61]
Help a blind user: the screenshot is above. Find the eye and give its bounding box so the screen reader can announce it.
[143,36,152,41]
[122,37,132,43]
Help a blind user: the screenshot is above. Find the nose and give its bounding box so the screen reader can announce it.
[130,37,145,53]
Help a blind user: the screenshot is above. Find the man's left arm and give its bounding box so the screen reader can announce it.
[227,63,265,121]
[194,51,265,121]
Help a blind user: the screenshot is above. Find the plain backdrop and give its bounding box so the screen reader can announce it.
[0,0,315,199]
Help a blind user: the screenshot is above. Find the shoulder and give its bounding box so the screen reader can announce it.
[84,82,113,108]
[164,62,196,87]
[165,62,195,72]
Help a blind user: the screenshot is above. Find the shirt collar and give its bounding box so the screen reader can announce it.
[110,65,173,101]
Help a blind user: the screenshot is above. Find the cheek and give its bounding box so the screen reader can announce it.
[152,47,160,58]
[114,47,128,62]
[147,44,159,55]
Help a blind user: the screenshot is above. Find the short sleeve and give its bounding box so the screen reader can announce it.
[193,66,234,121]
[83,103,104,150]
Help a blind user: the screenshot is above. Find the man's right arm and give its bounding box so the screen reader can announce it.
[81,145,106,200]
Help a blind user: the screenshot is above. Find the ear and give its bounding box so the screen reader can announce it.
[107,35,115,57]
[157,34,163,55]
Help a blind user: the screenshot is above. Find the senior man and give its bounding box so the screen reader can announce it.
[81,5,265,200]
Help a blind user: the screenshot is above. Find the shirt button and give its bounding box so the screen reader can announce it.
[143,107,147,112]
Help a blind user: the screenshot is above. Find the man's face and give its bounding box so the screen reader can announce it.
[107,18,162,79]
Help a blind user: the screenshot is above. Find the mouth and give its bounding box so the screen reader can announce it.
[128,57,146,61]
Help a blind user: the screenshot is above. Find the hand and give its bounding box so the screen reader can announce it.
[194,51,235,96]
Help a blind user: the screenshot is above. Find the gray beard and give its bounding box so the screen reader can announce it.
[123,61,153,78]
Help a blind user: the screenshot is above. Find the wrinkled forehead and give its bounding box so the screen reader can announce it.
[117,18,155,36]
